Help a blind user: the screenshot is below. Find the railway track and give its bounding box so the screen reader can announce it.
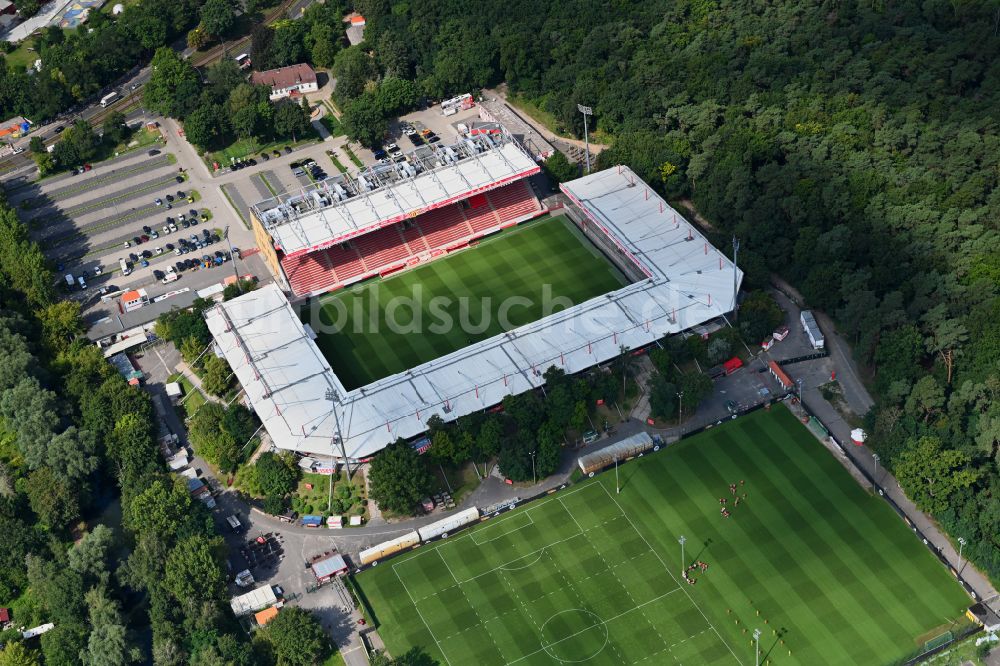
[191,0,299,67]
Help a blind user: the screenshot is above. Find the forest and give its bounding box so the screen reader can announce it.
[346,0,1000,581]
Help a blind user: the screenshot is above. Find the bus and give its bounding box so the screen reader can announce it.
[100,92,119,108]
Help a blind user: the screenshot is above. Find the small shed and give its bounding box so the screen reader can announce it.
[0,607,9,624]
[254,606,279,626]
[967,603,1000,633]
[311,553,348,583]
[326,515,342,529]
[722,357,743,375]
[301,515,322,528]
[165,382,183,401]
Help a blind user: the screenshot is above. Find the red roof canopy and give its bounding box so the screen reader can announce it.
[723,357,743,373]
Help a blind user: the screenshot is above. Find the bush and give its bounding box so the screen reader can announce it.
[263,494,285,515]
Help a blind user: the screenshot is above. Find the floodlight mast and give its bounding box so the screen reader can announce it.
[325,388,352,481]
[577,104,593,174]
[678,535,686,578]
[753,628,761,666]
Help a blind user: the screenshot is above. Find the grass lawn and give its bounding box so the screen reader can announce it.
[326,149,348,173]
[292,471,367,522]
[342,143,363,168]
[168,373,206,419]
[355,405,971,666]
[307,216,627,389]
[204,133,319,168]
[320,113,345,138]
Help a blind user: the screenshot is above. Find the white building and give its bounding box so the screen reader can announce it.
[250,63,318,101]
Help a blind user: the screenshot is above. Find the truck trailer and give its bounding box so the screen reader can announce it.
[800,310,825,349]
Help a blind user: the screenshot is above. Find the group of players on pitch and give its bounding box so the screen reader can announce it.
[719,480,747,518]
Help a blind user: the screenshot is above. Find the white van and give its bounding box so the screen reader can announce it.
[226,515,242,532]
[119,258,132,276]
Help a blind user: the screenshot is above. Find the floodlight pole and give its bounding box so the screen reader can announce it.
[224,225,242,293]
[871,453,879,493]
[325,388,352,481]
[530,450,536,485]
[678,535,686,577]
[732,236,740,321]
[676,391,684,426]
[577,104,592,174]
[614,455,619,494]
[958,536,966,574]
[753,628,761,666]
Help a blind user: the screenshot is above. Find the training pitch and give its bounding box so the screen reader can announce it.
[307,216,627,390]
[355,405,970,665]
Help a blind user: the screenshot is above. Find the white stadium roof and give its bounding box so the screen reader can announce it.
[253,132,539,257]
[206,166,742,460]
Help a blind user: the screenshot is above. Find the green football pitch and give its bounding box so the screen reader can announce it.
[354,405,970,665]
[305,216,627,389]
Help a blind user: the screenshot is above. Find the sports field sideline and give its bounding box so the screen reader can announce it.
[304,215,627,390]
[355,405,970,665]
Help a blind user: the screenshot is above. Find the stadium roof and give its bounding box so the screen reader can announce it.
[206,166,742,460]
[253,131,539,258]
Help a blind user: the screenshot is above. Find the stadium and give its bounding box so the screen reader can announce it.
[205,127,742,462]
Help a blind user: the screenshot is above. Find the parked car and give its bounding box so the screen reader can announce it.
[152,269,164,280]
[148,149,160,156]
[142,225,151,234]
[261,152,270,161]
[150,230,159,239]
[140,234,149,243]
[154,198,163,206]
[165,194,174,202]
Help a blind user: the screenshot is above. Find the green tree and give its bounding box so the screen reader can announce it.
[183,103,230,151]
[648,373,677,420]
[542,151,577,184]
[332,45,377,102]
[535,420,562,477]
[163,535,226,605]
[80,586,137,666]
[201,354,232,397]
[368,439,433,515]
[678,371,713,416]
[101,111,129,146]
[26,467,79,531]
[253,451,298,499]
[307,22,339,69]
[108,412,158,486]
[738,291,783,343]
[273,99,311,141]
[143,48,202,119]
[373,77,418,116]
[262,606,329,665]
[69,524,114,585]
[477,415,502,459]
[29,136,45,154]
[895,437,981,515]
[38,300,83,352]
[199,0,235,38]
[0,643,41,666]
[189,402,240,472]
[341,93,387,148]
[905,376,946,424]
